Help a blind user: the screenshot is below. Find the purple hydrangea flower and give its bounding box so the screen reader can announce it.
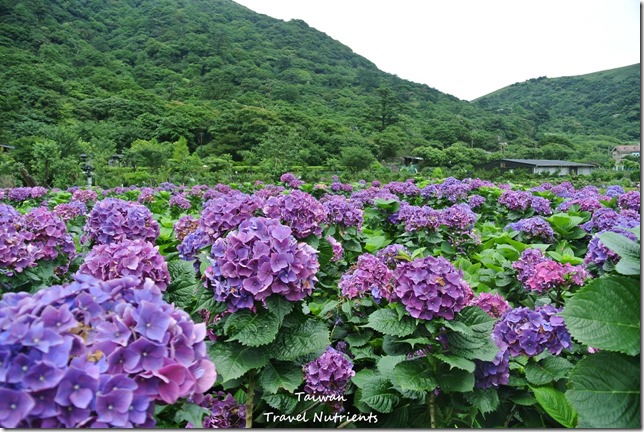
[524,260,590,293]
[23,207,76,263]
[177,228,211,261]
[512,248,548,285]
[498,190,533,211]
[383,179,421,197]
[392,202,441,232]
[618,190,640,213]
[53,201,88,222]
[349,187,399,207]
[338,253,392,301]
[468,194,486,208]
[174,215,199,242]
[392,256,473,320]
[605,185,625,198]
[493,305,571,357]
[303,346,355,409]
[279,172,304,189]
[0,274,216,428]
[530,196,553,215]
[326,236,344,262]
[263,190,327,239]
[71,189,98,203]
[77,239,170,291]
[137,188,155,204]
[469,292,511,318]
[505,217,555,242]
[321,194,364,230]
[556,197,603,213]
[169,193,191,210]
[375,244,410,269]
[82,198,160,245]
[474,348,510,389]
[8,187,34,202]
[204,217,319,311]
[441,203,477,232]
[199,193,260,242]
[188,391,246,428]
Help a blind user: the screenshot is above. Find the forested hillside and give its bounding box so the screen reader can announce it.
[474,64,640,142]
[0,0,639,187]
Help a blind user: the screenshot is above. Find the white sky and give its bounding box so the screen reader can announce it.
[233,0,641,101]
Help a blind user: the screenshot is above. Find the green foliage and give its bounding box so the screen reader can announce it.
[561,275,640,355]
[565,352,640,428]
[2,0,637,186]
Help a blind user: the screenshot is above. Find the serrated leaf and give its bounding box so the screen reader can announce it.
[173,402,211,427]
[436,368,474,393]
[269,320,330,361]
[465,388,500,414]
[433,353,476,372]
[352,369,379,389]
[208,342,269,383]
[391,359,438,392]
[258,361,303,394]
[376,355,407,375]
[441,319,474,336]
[224,309,281,347]
[264,295,294,324]
[444,331,498,362]
[566,352,640,428]
[525,356,574,385]
[164,260,199,310]
[560,275,640,355]
[262,394,298,414]
[530,386,578,428]
[365,308,416,337]
[598,231,640,275]
[345,331,374,348]
[358,376,400,413]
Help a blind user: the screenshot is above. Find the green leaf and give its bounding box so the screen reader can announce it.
[560,275,640,355]
[566,352,640,428]
[264,295,295,324]
[357,376,400,413]
[598,231,640,275]
[444,307,498,361]
[208,342,269,383]
[531,386,578,428]
[163,260,199,310]
[269,320,330,361]
[173,402,211,427]
[525,356,574,386]
[224,309,281,347]
[436,368,474,393]
[465,388,500,414]
[262,394,298,414]
[376,355,407,375]
[364,234,392,253]
[258,361,303,394]
[345,331,374,348]
[391,359,438,392]
[365,308,416,337]
[433,353,476,372]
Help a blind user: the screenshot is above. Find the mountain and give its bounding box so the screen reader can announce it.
[473,64,640,142]
[0,0,639,187]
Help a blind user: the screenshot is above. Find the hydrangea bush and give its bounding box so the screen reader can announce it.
[0,275,216,428]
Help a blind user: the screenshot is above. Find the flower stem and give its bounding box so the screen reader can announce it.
[246,369,256,428]
[428,391,437,428]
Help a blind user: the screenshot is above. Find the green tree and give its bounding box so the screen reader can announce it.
[125,138,172,173]
[340,146,376,173]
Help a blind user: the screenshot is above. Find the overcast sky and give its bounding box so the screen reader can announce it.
[233,0,640,101]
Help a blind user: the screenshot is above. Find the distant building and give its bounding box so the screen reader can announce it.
[610,145,640,164]
[478,159,595,176]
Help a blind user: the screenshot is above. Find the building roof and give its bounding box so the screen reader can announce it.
[611,145,640,153]
[500,159,595,167]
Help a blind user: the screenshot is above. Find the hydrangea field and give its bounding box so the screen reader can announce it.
[0,174,640,428]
